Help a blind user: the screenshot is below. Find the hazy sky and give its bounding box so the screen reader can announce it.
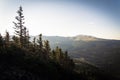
[0,0,120,40]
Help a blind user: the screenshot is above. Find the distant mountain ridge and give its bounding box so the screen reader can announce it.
[30,35,120,78]
[30,34,107,42]
[30,35,106,50]
[10,34,120,77]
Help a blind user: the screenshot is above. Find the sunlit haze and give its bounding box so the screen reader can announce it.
[0,0,120,40]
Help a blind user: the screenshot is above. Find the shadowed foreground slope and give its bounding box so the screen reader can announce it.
[0,45,81,80]
[0,45,119,80]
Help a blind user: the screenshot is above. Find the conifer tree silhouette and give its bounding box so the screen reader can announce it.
[13,6,29,47]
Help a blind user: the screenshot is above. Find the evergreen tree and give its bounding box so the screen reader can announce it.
[59,48,64,61]
[13,6,27,47]
[12,36,19,46]
[43,40,51,59]
[37,34,43,53]
[33,37,36,48]
[23,27,30,48]
[55,46,61,62]
[64,51,68,60]
[29,37,37,52]
[51,50,56,60]
[4,31,10,47]
[0,34,4,48]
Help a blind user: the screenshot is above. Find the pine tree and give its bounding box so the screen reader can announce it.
[59,48,64,60]
[64,51,68,60]
[23,27,30,48]
[0,34,4,48]
[33,37,36,48]
[13,6,27,47]
[43,40,51,59]
[37,34,43,53]
[55,46,61,62]
[12,36,20,46]
[5,31,10,47]
[51,50,56,60]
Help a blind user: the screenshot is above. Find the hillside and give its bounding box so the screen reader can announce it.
[0,46,119,80]
[1,35,120,80]
[31,35,120,78]
[0,46,81,80]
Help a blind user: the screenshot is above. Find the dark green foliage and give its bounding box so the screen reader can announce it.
[51,47,75,70]
[0,44,119,80]
[12,35,19,46]
[4,31,10,47]
[23,27,30,48]
[0,40,82,80]
[37,34,43,51]
[43,40,51,59]
[33,37,36,48]
[0,34,4,48]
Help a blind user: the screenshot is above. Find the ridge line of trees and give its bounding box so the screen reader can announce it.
[0,6,74,70]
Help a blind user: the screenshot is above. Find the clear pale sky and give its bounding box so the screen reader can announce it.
[0,0,120,40]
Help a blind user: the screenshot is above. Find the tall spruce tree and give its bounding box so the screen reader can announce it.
[13,6,29,47]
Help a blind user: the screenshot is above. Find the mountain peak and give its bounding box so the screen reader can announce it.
[72,35,101,41]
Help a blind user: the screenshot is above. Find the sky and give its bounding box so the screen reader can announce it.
[0,0,120,40]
